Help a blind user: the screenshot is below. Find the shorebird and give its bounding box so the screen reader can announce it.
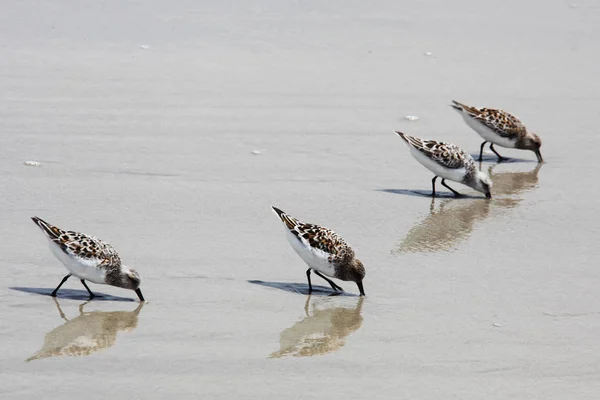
[31,217,145,301]
[450,100,543,162]
[271,207,365,296]
[395,131,492,198]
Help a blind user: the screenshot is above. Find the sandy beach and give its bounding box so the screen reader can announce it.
[2,0,600,398]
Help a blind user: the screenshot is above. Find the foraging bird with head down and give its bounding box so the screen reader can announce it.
[31,217,145,301]
[271,207,365,296]
[450,100,543,163]
[395,131,493,199]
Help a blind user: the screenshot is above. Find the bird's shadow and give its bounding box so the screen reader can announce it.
[10,287,137,302]
[471,154,536,163]
[248,280,357,297]
[376,189,482,199]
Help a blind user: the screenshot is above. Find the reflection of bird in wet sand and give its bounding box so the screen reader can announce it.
[26,299,144,362]
[269,296,364,358]
[487,163,542,208]
[395,163,541,253]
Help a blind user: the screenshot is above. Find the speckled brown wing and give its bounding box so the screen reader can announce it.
[423,141,472,169]
[31,217,121,268]
[32,216,122,268]
[57,231,122,266]
[272,207,353,259]
[398,132,473,170]
[292,222,354,259]
[471,108,527,139]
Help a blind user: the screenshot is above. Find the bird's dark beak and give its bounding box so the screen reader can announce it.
[135,288,145,302]
[357,281,365,296]
[535,150,543,163]
[485,192,492,199]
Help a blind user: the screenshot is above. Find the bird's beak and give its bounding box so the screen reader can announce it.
[535,150,543,163]
[357,281,365,297]
[135,288,145,302]
[485,192,492,199]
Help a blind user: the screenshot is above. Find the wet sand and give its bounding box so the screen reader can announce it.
[2,1,600,399]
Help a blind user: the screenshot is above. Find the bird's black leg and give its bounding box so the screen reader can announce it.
[479,141,488,161]
[314,270,344,292]
[489,144,505,161]
[431,176,438,197]
[306,269,313,294]
[441,179,462,197]
[51,274,72,297]
[80,280,95,299]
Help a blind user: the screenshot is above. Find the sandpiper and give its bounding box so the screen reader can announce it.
[31,217,145,301]
[450,100,543,162]
[395,131,492,198]
[271,207,365,296]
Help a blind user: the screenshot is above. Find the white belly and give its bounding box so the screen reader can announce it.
[48,240,107,284]
[285,229,336,278]
[410,147,467,183]
[463,115,517,148]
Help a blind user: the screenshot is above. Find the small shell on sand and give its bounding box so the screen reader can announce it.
[24,160,41,167]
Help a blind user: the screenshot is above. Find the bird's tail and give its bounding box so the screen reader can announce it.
[394,131,422,149]
[450,100,478,115]
[394,130,409,143]
[271,206,298,230]
[31,217,62,239]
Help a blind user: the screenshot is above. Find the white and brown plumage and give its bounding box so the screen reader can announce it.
[31,217,145,301]
[395,131,492,198]
[271,207,365,296]
[451,100,543,162]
